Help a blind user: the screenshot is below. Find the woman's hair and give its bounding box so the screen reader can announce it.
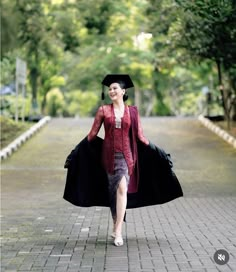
[117,80,128,101]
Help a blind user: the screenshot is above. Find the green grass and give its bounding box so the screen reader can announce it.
[0,116,33,149]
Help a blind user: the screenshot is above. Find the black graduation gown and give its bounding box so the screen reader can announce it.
[63,136,183,209]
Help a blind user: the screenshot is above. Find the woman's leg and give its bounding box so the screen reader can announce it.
[115,176,127,236]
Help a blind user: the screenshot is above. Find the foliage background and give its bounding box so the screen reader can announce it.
[1,0,235,118]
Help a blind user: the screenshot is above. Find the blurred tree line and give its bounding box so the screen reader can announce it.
[1,0,236,122]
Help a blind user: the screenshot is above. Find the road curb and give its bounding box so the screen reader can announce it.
[198,115,236,149]
[0,116,51,160]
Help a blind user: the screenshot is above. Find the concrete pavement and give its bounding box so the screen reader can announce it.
[1,117,236,272]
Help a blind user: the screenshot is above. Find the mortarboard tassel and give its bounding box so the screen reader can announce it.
[101,85,105,100]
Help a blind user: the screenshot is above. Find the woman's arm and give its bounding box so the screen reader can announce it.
[137,109,149,145]
[87,106,104,142]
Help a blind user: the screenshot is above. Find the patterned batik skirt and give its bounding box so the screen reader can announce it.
[107,152,130,222]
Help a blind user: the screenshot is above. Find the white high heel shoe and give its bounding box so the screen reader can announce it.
[114,235,123,246]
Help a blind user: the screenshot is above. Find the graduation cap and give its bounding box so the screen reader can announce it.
[101,74,134,100]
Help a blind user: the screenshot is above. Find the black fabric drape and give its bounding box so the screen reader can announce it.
[63,137,183,208]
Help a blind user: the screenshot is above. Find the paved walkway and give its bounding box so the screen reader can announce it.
[1,117,236,272]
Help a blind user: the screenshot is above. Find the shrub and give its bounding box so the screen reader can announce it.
[45,88,65,116]
[64,90,99,117]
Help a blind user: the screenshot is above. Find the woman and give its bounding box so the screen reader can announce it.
[87,74,149,246]
[63,74,183,247]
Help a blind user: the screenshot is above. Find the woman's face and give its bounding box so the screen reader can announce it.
[108,82,125,102]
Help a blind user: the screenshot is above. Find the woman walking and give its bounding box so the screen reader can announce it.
[87,74,149,246]
[63,74,183,247]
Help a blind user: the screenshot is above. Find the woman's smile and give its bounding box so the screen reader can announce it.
[109,92,118,99]
[108,83,124,100]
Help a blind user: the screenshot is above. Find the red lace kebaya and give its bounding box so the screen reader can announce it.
[88,104,149,176]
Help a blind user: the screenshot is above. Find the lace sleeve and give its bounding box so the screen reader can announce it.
[137,109,149,145]
[87,106,104,141]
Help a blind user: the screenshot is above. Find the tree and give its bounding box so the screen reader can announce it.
[173,0,236,126]
[16,0,52,112]
[15,0,81,113]
[145,0,182,115]
[61,0,155,114]
[145,0,236,119]
[1,1,20,57]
